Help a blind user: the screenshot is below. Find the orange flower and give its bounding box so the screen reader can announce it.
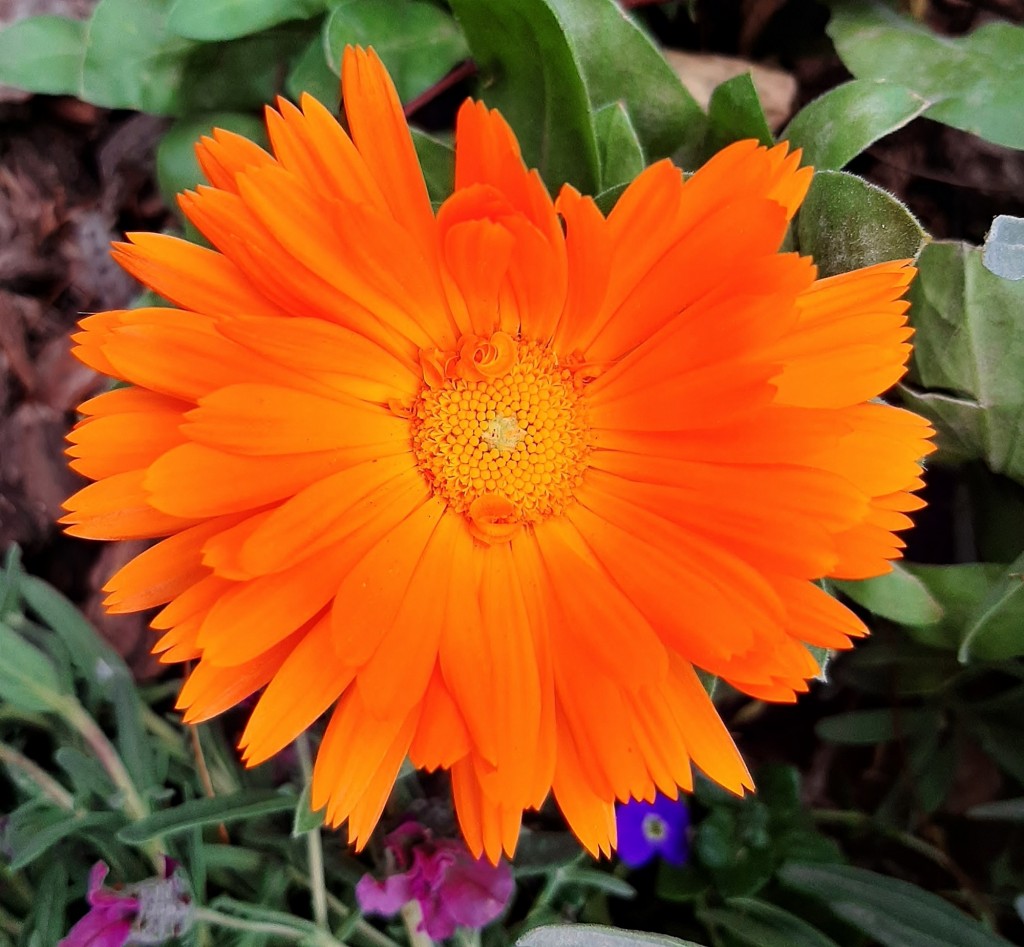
[63,47,934,863]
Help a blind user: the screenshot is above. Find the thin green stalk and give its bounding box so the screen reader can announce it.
[297,734,329,930]
[192,906,345,946]
[0,741,75,811]
[401,901,434,947]
[287,867,404,947]
[56,696,164,866]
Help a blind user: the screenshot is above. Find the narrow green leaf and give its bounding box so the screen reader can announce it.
[449,0,599,193]
[698,899,840,947]
[815,708,939,745]
[827,1,1024,150]
[558,865,636,899]
[958,551,1024,662]
[411,128,455,205]
[291,779,325,837]
[80,0,196,115]
[797,170,925,277]
[11,811,121,871]
[902,241,1024,484]
[324,0,468,102]
[779,863,1015,947]
[705,73,773,152]
[31,860,69,947]
[118,790,297,843]
[157,112,267,210]
[0,622,63,714]
[594,103,645,192]
[983,215,1024,281]
[832,563,943,627]
[0,15,86,96]
[782,80,928,170]
[967,798,1024,822]
[19,574,131,688]
[285,31,340,108]
[168,0,327,40]
[517,926,707,947]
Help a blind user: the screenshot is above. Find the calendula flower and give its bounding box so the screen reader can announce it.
[356,821,514,939]
[615,795,690,869]
[63,46,933,862]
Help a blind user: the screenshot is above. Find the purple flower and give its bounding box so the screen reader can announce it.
[356,821,514,940]
[615,794,690,869]
[60,859,193,946]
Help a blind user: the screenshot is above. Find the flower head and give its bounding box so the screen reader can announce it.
[615,795,690,869]
[63,47,934,862]
[60,860,192,947]
[356,821,514,939]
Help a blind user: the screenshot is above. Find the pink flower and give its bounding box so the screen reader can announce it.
[60,860,192,947]
[356,822,514,939]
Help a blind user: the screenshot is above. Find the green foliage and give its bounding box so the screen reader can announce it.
[782,79,929,170]
[0,16,87,96]
[518,926,707,947]
[168,0,329,41]
[827,0,1024,150]
[324,0,469,102]
[904,241,1024,484]
[779,864,1016,947]
[797,170,926,277]
[703,73,773,153]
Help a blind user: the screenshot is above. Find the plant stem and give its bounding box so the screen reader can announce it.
[58,696,164,867]
[401,901,434,947]
[192,906,345,945]
[287,867,404,947]
[0,741,75,811]
[296,734,329,930]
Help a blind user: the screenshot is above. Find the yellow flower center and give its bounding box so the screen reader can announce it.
[412,334,590,542]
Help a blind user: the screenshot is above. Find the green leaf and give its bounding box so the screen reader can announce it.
[180,28,311,112]
[897,563,1004,651]
[902,241,1024,483]
[832,563,943,628]
[705,73,773,152]
[815,708,940,745]
[534,0,706,165]
[80,0,196,114]
[411,128,455,205]
[958,551,1024,662]
[983,215,1024,282]
[594,103,645,192]
[779,863,1015,947]
[291,779,325,837]
[31,860,69,947]
[118,790,297,843]
[168,0,327,40]
[797,170,925,277]
[0,15,86,96]
[967,798,1024,822]
[285,31,340,108]
[157,112,267,209]
[19,574,131,690]
[449,0,599,193]
[0,622,63,714]
[324,0,468,102]
[827,1,1024,151]
[10,810,121,871]
[783,79,929,170]
[558,865,636,899]
[517,926,708,947]
[698,900,840,947]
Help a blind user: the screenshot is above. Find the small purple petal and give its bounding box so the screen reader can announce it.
[440,852,514,931]
[616,795,690,868]
[615,801,658,868]
[356,872,414,917]
[59,912,132,947]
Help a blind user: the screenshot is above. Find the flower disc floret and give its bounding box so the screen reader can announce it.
[411,337,590,532]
